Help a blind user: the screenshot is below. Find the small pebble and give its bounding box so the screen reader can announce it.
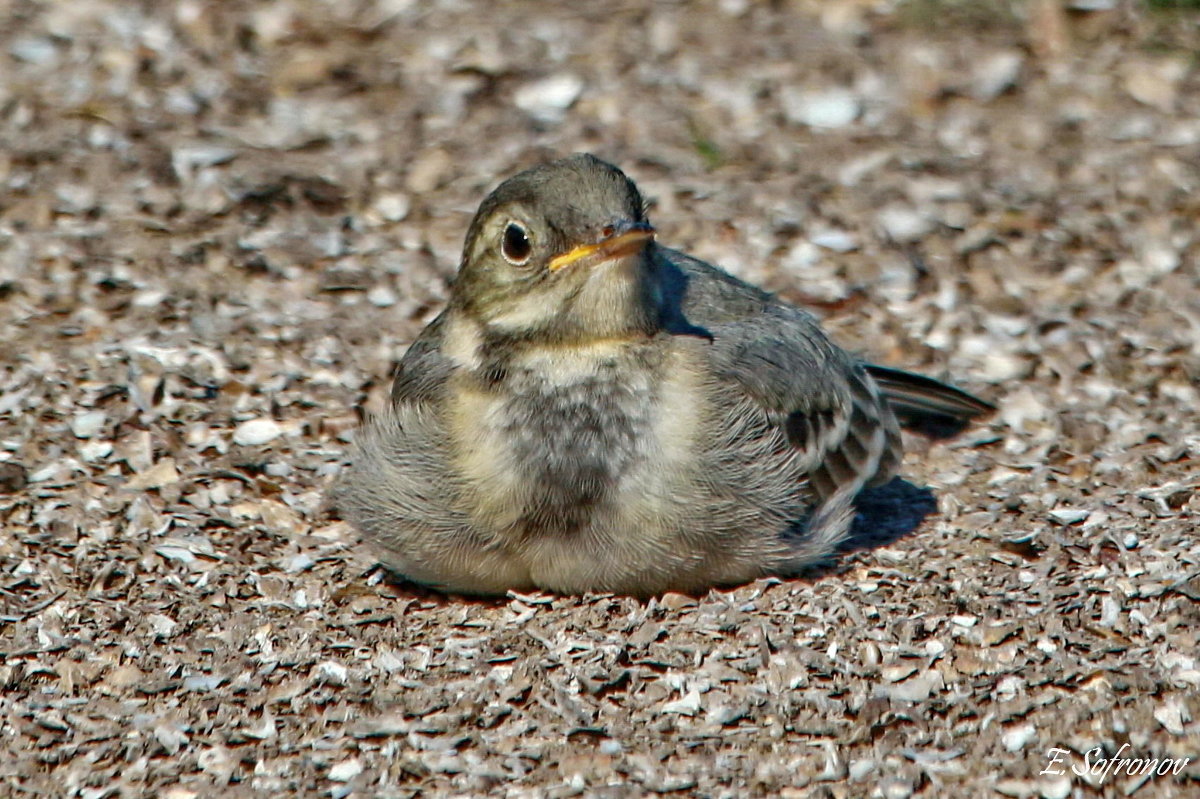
[233,418,283,446]
[70,411,106,439]
[880,778,913,799]
[971,50,1023,102]
[1039,777,1072,799]
[328,758,362,782]
[514,74,583,124]
[374,192,410,222]
[1048,508,1089,525]
[877,206,932,242]
[407,149,452,193]
[810,230,858,252]
[882,663,918,683]
[1153,701,1187,735]
[784,87,859,129]
[315,661,348,684]
[1001,724,1036,752]
[9,37,58,65]
[367,285,398,307]
[848,758,875,781]
[659,592,697,610]
[599,739,623,756]
[79,441,113,462]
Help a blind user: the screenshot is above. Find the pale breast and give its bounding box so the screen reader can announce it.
[441,332,824,594]
[446,337,702,541]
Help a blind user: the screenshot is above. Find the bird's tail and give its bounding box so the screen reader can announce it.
[865,364,995,439]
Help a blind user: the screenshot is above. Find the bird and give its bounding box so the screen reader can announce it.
[335,154,993,597]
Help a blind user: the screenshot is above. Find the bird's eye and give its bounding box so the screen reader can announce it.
[501,222,532,266]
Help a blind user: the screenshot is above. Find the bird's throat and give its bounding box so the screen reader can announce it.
[455,255,664,352]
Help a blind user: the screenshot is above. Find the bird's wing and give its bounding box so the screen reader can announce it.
[389,311,455,406]
[662,247,903,502]
[703,306,902,501]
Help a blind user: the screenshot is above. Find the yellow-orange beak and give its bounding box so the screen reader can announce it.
[547,223,656,273]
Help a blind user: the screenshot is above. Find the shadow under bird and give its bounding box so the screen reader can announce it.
[336,154,993,597]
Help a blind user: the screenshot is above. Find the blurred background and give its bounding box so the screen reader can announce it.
[3,0,1197,484]
[2,2,1198,796]
[2,1,1197,379]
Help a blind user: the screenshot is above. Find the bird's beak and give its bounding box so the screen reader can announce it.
[547,221,656,273]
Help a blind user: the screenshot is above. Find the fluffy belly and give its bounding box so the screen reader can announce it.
[427,337,814,594]
[347,337,812,596]
[446,342,707,540]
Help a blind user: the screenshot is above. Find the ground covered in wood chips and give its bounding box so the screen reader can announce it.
[2,1,1199,797]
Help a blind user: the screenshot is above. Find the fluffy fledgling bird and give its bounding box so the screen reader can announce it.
[336,154,992,597]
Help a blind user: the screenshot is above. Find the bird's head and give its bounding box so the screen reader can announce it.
[452,154,662,343]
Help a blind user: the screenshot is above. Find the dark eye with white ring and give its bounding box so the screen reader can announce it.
[501,221,533,266]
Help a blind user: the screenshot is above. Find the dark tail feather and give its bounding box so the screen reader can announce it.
[865,364,995,439]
